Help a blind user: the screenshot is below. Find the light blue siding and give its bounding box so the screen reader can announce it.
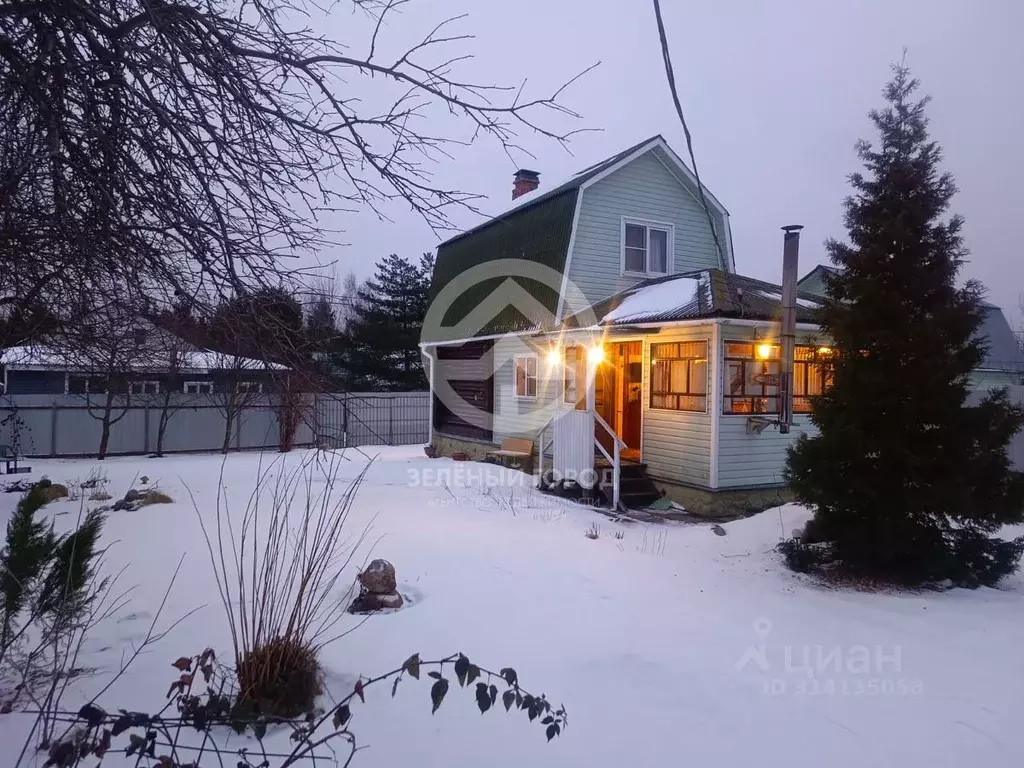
[564,148,725,310]
[491,336,561,444]
[715,326,820,489]
[640,326,714,487]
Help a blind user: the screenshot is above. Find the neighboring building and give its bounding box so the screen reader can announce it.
[420,135,1024,514]
[797,266,1024,392]
[1,341,279,396]
[795,263,840,297]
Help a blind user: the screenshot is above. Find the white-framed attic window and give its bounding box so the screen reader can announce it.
[513,355,538,400]
[621,218,673,277]
[184,381,213,394]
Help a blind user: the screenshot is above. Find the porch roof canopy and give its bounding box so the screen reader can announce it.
[563,269,824,329]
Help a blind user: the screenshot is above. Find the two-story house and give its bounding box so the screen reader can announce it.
[419,135,1024,515]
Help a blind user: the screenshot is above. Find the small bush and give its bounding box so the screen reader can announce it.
[38,484,68,503]
[584,522,600,540]
[88,491,112,502]
[801,515,825,544]
[139,490,173,506]
[236,636,322,717]
[778,539,835,574]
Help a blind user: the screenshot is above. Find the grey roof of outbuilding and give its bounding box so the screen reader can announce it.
[977,305,1024,371]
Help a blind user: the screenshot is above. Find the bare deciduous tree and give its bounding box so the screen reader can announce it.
[59,309,159,459]
[0,0,592,345]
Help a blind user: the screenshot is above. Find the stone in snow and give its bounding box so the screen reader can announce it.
[358,559,397,594]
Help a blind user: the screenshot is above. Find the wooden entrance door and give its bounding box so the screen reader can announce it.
[594,341,643,458]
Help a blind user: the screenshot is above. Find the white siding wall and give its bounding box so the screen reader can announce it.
[639,325,715,487]
[491,336,562,444]
[715,325,822,489]
[565,148,724,310]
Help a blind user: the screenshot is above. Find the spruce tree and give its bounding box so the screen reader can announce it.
[341,253,433,391]
[785,63,1024,586]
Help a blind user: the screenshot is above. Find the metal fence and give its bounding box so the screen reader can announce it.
[0,393,314,458]
[314,392,430,448]
[0,392,430,458]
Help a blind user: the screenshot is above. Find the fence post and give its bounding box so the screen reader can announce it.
[388,397,394,445]
[342,393,349,448]
[50,406,58,457]
[143,403,150,454]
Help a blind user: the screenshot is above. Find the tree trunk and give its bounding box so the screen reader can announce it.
[97,393,115,460]
[155,391,172,457]
[222,408,235,454]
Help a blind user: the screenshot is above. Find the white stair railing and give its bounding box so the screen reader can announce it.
[593,412,626,510]
[536,414,555,489]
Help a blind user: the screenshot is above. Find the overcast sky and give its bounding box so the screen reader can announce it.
[320,0,1023,323]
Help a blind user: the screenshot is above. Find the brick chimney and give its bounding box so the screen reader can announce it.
[512,169,540,200]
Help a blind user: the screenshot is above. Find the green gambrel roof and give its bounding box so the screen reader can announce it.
[425,137,664,343]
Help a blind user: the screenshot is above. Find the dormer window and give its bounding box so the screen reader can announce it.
[622,219,672,277]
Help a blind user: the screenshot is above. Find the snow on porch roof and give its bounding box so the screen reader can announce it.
[563,269,825,328]
[601,272,714,324]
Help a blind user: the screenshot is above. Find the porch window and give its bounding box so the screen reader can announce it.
[563,347,586,408]
[184,381,213,395]
[794,346,832,413]
[514,355,537,399]
[724,342,780,414]
[236,381,263,394]
[622,221,671,276]
[650,341,707,412]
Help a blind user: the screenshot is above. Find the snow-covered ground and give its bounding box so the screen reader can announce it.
[1,447,1023,767]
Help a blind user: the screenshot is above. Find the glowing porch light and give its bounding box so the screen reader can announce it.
[587,345,605,364]
[546,346,562,366]
[756,343,774,360]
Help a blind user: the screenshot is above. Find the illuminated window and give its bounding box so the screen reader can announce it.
[650,341,708,412]
[794,347,832,413]
[724,342,780,414]
[723,343,833,415]
[514,356,537,399]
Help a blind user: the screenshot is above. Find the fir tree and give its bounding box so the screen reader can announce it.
[305,295,338,357]
[785,62,1024,586]
[341,253,434,391]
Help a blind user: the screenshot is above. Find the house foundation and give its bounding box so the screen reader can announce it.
[652,479,795,520]
[431,433,499,462]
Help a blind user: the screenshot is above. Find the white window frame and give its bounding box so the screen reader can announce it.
[236,381,264,394]
[621,218,674,278]
[649,339,710,414]
[129,380,160,395]
[184,381,213,395]
[513,355,538,400]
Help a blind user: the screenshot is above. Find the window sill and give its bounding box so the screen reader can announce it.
[649,406,709,415]
[622,270,669,279]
